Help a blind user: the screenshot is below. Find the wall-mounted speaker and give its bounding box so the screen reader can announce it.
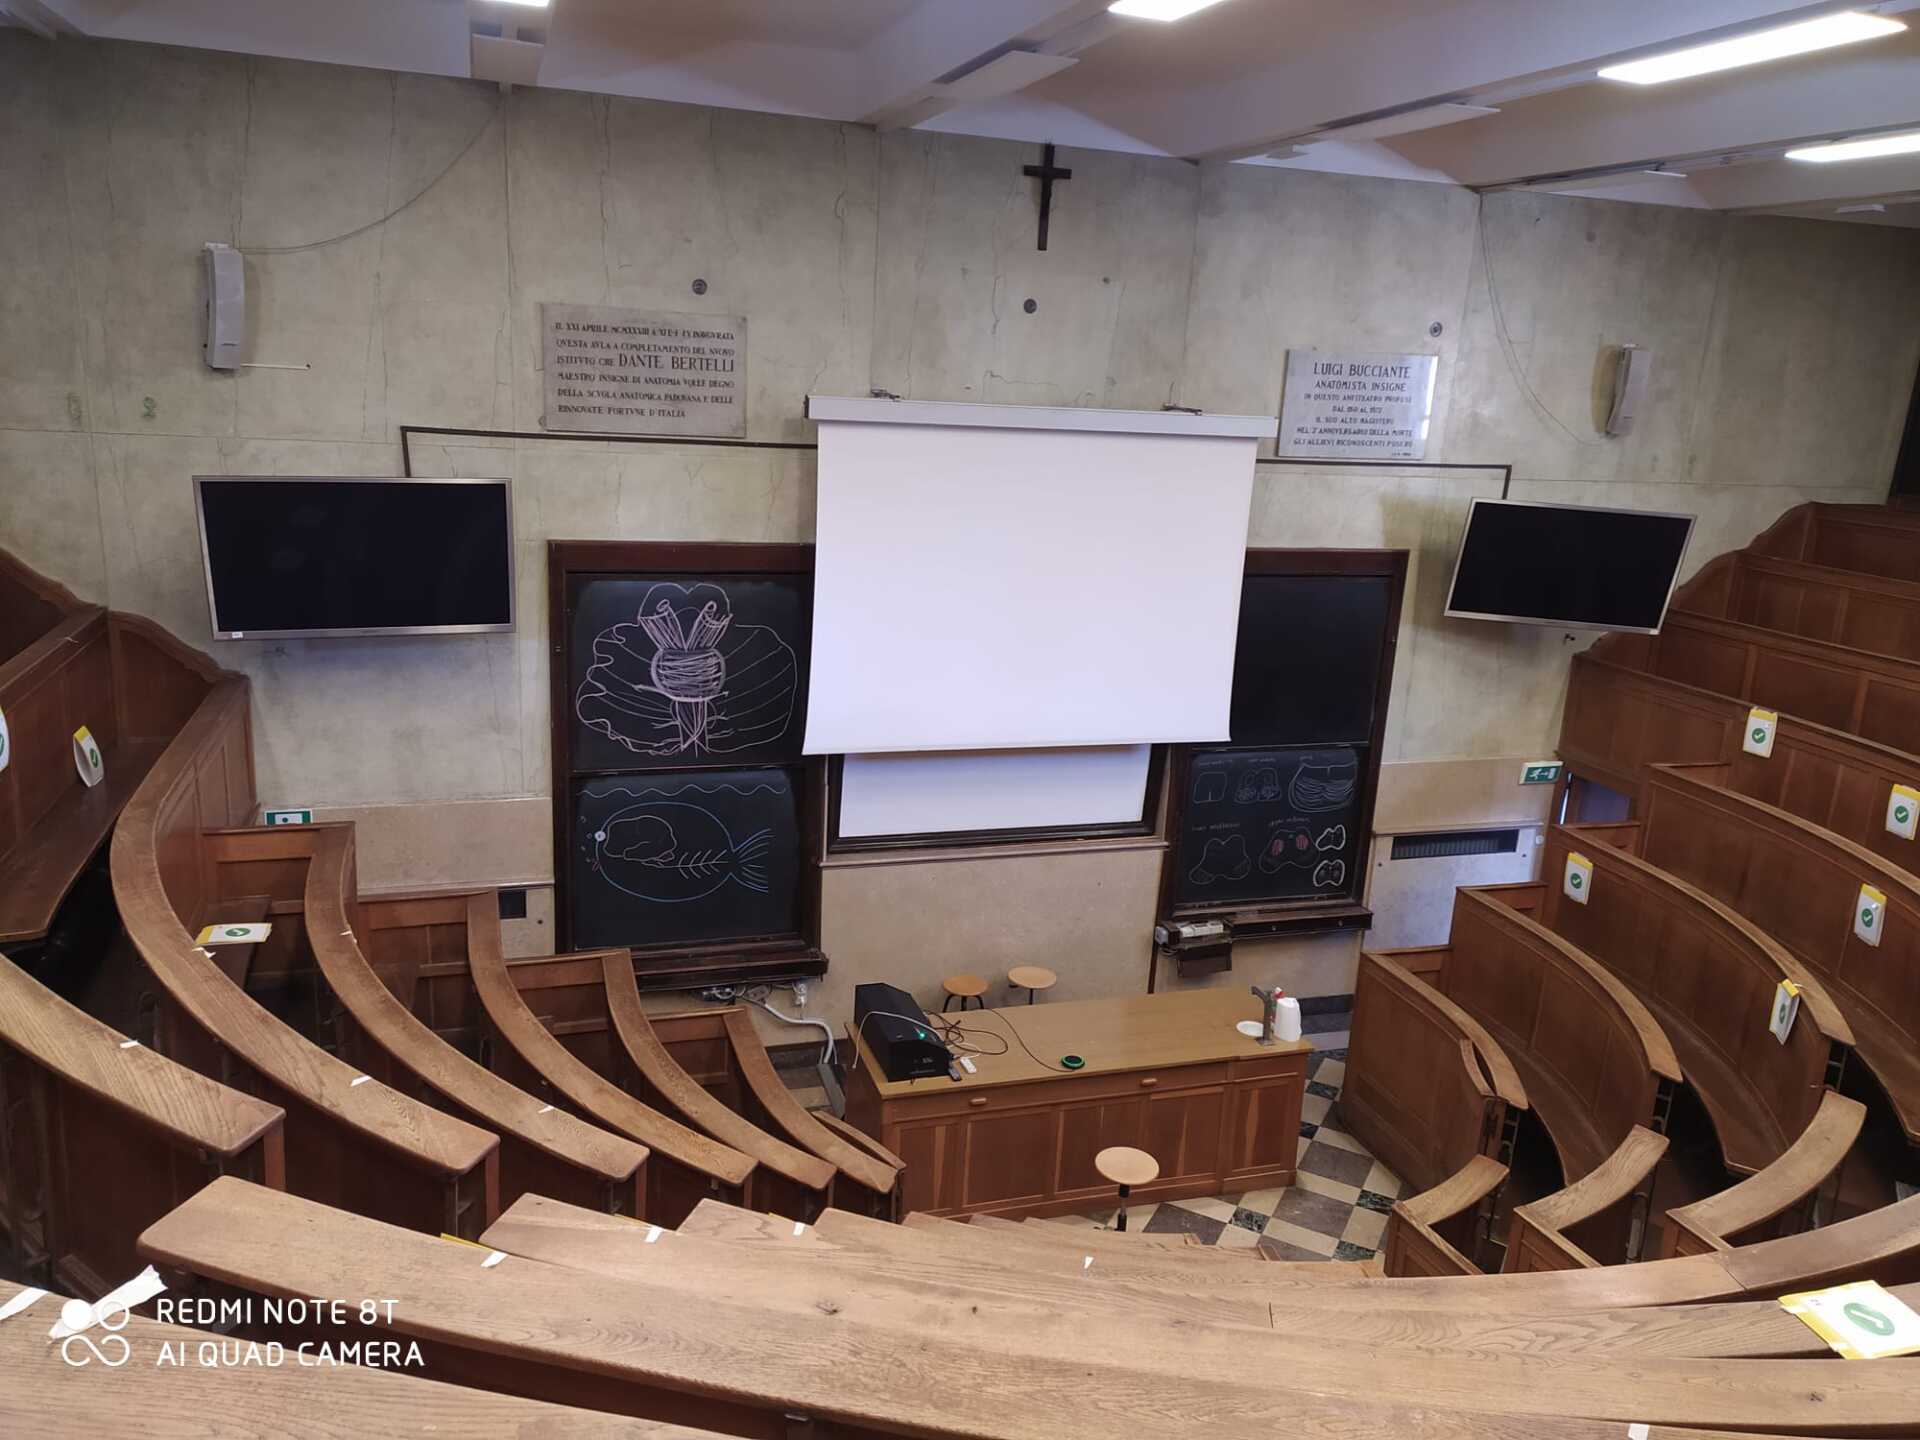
[1605,344,1652,437]
[203,241,245,371]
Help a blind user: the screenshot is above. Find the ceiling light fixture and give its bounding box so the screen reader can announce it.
[1788,129,1920,162]
[485,0,550,7]
[1108,0,1234,21]
[1598,12,1904,85]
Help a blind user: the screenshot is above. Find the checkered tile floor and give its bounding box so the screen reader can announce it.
[1048,1044,1405,1261]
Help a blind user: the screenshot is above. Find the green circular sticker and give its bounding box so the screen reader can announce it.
[1861,908,1876,927]
[1751,727,1767,743]
[1842,1300,1895,1337]
[1898,805,1912,825]
[1570,873,1584,889]
[224,926,249,938]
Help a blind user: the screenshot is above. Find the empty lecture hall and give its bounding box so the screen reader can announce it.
[7,0,1920,1435]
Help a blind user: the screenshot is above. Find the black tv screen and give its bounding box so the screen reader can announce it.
[195,477,514,639]
[1444,500,1694,634]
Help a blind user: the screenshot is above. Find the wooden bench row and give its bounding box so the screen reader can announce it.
[1559,653,1920,882]
[1632,762,1920,1147]
[1687,550,1920,661]
[133,1177,1920,1438]
[1,1278,715,1440]
[0,544,227,947]
[1747,499,1920,584]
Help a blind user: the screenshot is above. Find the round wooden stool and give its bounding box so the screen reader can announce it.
[1095,1146,1160,1232]
[941,973,988,1013]
[1006,964,1057,1005]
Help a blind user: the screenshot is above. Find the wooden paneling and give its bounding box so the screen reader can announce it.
[1342,952,1521,1198]
[0,952,282,1300]
[1414,890,1679,1187]
[1561,656,1920,881]
[845,990,1308,1220]
[1640,763,1920,1144]
[1536,826,1845,1177]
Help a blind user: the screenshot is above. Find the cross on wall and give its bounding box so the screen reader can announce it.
[1022,143,1073,252]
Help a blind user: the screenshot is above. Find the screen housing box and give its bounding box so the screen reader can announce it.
[1442,497,1695,636]
[192,475,516,640]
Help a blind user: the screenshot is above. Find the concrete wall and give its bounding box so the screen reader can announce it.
[5,36,1918,1032]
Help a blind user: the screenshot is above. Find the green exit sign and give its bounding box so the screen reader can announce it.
[1520,761,1563,786]
[264,808,313,826]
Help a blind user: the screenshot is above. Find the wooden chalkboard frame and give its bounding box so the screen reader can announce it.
[549,540,826,990]
[1155,548,1407,951]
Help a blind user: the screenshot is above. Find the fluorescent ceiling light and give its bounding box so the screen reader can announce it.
[1108,0,1233,21]
[1788,129,1920,162]
[1598,12,1903,85]
[485,0,549,7]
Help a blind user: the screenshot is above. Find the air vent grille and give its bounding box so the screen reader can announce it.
[1390,828,1520,861]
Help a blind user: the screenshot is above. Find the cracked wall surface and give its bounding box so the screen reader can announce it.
[4,34,1918,1007]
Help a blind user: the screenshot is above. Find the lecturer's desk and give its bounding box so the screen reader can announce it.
[843,989,1310,1220]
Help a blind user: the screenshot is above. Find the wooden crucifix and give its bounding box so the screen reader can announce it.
[1022,143,1072,251]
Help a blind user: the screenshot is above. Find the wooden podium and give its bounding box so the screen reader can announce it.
[844,988,1310,1220]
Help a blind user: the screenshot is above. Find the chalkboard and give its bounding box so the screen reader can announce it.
[568,574,808,773]
[1229,574,1391,745]
[568,766,802,951]
[1173,746,1364,907]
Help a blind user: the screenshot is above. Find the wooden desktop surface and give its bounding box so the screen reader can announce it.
[851,987,1311,1096]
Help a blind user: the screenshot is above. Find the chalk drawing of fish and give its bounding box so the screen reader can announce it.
[591,800,772,904]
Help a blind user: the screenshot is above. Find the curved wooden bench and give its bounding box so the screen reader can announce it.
[1702,551,1920,662]
[1345,950,1526,1200]
[0,952,282,1296]
[139,1178,1920,1437]
[1640,762,1920,1145]
[599,955,832,1219]
[0,605,202,947]
[1661,1090,1868,1258]
[1747,498,1920,583]
[1505,1125,1668,1272]
[110,681,499,1237]
[1383,1154,1509,1279]
[297,827,649,1217]
[1534,825,1849,1178]
[0,1278,715,1440]
[465,924,755,1224]
[1608,606,1920,756]
[1560,652,1920,883]
[506,1195,1919,1362]
[1396,889,1680,1190]
[645,1002,901,1216]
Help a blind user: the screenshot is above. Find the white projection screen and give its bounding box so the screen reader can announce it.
[804,399,1268,755]
[836,746,1153,839]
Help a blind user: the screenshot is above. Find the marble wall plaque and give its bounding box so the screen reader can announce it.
[1279,349,1438,460]
[541,303,746,437]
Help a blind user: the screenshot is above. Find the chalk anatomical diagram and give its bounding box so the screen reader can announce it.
[1189,835,1252,885]
[588,783,775,903]
[576,583,797,758]
[1257,825,1348,887]
[1288,755,1357,812]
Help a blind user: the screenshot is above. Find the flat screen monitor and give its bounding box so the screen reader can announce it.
[1443,499,1694,634]
[194,477,514,639]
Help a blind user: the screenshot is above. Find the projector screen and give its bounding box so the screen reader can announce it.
[836,746,1153,840]
[804,400,1266,754]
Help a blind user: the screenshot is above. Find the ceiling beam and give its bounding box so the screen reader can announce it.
[1393,26,1920,188]
[1694,150,1920,209]
[1091,0,1882,161]
[850,0,1108,126]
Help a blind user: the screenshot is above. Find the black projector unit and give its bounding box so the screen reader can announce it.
[854,982,952,1082]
